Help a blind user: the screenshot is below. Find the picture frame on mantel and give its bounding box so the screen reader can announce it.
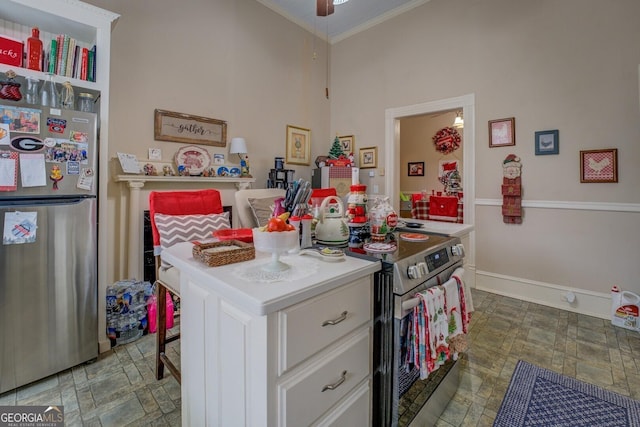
[489,117,516,147]
[154,109,227,147]
[286,125,311,165]
[580,148,618,183]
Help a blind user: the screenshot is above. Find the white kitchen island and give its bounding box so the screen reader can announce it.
[162,242,381,427]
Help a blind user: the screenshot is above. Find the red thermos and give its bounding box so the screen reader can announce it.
[26,27,43,71]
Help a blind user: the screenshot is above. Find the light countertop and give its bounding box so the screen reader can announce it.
[162,242,381,316]
[396,219,474,237]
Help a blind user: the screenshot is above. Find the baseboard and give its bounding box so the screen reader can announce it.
[474,270,611,320]
[99,338,112,353]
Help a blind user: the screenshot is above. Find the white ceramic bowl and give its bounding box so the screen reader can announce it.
[252,228,299,254]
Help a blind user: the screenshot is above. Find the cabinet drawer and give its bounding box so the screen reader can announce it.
[278,277,371,373]
[278,329,370,427]
[313,380,370,427]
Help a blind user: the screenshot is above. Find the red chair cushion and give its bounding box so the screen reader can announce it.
[149,189,224,246]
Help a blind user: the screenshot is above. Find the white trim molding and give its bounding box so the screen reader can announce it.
[475,270,611,320]
[475,199,640,213]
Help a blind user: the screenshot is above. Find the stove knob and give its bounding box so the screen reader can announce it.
[417,262,428,276]
[452,244,465,257]
[407,265,418,280]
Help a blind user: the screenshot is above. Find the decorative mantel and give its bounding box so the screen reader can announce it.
[114,174,256,279]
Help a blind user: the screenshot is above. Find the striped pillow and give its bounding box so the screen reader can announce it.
[154,212,230,252]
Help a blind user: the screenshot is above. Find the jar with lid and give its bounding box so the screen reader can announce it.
[369,196,398,242]
[78,92,95,112]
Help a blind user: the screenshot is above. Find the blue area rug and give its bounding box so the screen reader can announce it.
[493,360,640,427]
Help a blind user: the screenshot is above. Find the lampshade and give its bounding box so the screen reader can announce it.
[453,112,464,129]
[229,137,247,154]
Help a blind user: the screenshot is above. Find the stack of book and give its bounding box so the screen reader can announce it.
[45,34,96,82]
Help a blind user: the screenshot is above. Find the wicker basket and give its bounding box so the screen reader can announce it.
[192,240,255,267]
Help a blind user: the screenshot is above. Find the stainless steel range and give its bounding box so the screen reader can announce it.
[353,231,465,426]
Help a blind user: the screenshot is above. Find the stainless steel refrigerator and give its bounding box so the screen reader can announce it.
[0,103,98,393]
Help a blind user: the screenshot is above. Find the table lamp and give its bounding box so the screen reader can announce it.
[229,137,251,177]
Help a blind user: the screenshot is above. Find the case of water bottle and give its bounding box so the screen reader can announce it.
[106,280,153,347]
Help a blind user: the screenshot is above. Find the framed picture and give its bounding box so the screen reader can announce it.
[489,117,516,147]
[408,161,424,176]
[338,135,355,154]
[359,147,377,169]
[286,125,311,165]
[535,130,559,155]
[580,149,618,183]
[154,109,227,147]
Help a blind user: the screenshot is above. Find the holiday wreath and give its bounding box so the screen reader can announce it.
[432,127,461,155]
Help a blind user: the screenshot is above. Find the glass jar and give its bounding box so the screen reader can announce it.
[40,73,59,108]
[60,81,75,110]
[369,196,398,242]
[78,92,95,112]
[25,77,39,105]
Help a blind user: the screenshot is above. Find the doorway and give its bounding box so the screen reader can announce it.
[384,93,476,269]
[384,94,475,225]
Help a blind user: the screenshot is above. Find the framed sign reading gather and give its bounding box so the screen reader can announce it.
[154,109,227,147]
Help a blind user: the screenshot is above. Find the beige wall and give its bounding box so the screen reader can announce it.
[329,0,640,299]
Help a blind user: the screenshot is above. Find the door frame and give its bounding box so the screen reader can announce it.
[384,93,476,269]
[384,93,475,223]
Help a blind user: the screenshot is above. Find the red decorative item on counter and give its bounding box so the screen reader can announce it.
[501,154,523,224]
[26,28,43,71]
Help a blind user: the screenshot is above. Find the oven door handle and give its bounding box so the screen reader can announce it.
[322,311,348,327]
[322,370,347,392]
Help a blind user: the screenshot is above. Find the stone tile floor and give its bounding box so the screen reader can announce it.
[435,289,640,426]
[2,289,639,426]
[0,325,181,426]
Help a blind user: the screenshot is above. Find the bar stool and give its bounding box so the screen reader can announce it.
[149,189,226,383]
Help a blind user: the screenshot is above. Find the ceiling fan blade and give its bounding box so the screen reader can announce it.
[316,0,334,16]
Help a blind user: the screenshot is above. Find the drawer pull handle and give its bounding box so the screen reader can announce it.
[322,311,348,327]
[322,370,347,392]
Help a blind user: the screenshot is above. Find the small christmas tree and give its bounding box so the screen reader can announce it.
[328,136,344,159]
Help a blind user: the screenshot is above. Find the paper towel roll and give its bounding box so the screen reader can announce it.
[351,167,360,185]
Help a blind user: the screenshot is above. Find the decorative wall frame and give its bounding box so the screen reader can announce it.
[286,125,311,165]
[408,161,424,176]
[154,109,227,147]
[580,148,618,183]
[338,135,355,154]
[535,130,559,155]
[489,117,516,147]
[359,147,377,169]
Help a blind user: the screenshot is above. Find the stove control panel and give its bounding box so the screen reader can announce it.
[393,238,465,295]
[407,261,428,280]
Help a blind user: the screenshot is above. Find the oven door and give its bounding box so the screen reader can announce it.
[391,261,462,426]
